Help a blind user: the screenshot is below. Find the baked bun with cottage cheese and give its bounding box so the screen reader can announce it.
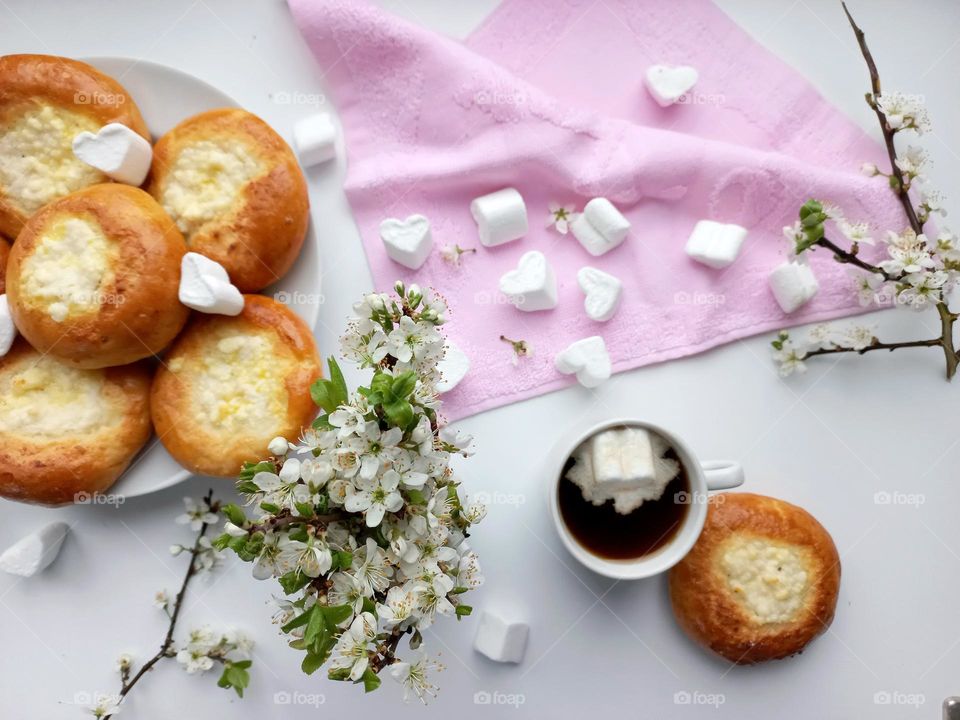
[0,54,148,239]
[0,338,152,505]
[146,108,309,293]
[5,183,189,369]
[668,493,840,665]
[0,236,9,294]
[150,294,321,477]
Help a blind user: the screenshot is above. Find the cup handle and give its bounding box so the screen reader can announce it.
[700,460,744,491]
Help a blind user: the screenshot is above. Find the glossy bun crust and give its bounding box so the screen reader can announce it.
[0,236,9,294]
[151,295,321,477]
[669,493,840,665]
[0,339,152,505]
[147,108,309,292]
[5,184,189,369]
[0,54,148,238]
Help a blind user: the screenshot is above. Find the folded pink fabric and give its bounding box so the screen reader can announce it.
[289,0,900,421]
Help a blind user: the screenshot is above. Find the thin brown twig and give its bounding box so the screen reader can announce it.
[841,1,923,234]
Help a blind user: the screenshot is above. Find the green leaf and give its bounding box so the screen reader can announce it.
[227,535,248,553]
[389,371,417,400]
[322,603,353,628]
[451,586,470,595]
[301,652,325,675]
[238,460,275,484]
[212,533,232,551]
[305,605,327,645]
[383,398,413,429]
[455,604,473,618]
[278,571,312,595]
[405,488,427,505]
[328,667,351,681]
[327,357,349,407]
[331,550,353,572]
[222,504,247,527]
[217,661,252,698]
[312,414,333,430]
[799,199,823,220]
[259,501,280,514]
[361,668,382,693]
[361,597,377,615]
[294,501,314,518]
[236,480,261,495]
[310,379,336,413]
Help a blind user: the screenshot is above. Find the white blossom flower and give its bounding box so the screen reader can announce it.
[385,316,440,364]
[278,533,333,578]
[837,219,874,246]
[455,551,484,590]
[329,571,366,613]
[899,270,948,310]
[176,647,214,674]
[772,339,808,377]
[876,91,931,133]
[115,653,133,675]
[377,581,426,630]
[352,537,393,595]
[895,145,929,177]
[194,536,223,572]
[805,324,835,350]
[416,572,455,629]
[330,612,377,681]
[841,325,877,351]
[851,270,888,306]
[345,469,404,527]
[389,653,443,704]
[438,244,476,266]
[175,497,218,531]
[546,202,576,234]
[154,590,170,612]
[89,694,122,718]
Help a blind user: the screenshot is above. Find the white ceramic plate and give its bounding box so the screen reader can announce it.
[82,57,321,499]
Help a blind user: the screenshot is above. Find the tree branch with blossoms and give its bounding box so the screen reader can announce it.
[772,4,959,380]
[213,282,485,704]
[88,493,254,719]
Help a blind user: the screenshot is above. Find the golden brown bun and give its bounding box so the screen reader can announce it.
[147,108,309,292]
[151,294,321,477]
[669,493,840,665]
[5,183,189,369]
[0,54,149,238]
[0,338,152,505]
[0,236,9,294]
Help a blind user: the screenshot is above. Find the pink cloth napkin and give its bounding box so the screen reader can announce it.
[289,0,900,421]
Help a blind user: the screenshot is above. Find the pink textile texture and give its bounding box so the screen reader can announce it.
[289,0,900,421]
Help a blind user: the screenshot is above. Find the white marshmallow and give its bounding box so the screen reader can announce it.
[591,428,657,490]
[769,261,819,313]
[473,610,529,664]
[685,220,747,269]
[436,340,470,393]
[583,198,630,245]
[555,336,611,388]
[379,215,433,270]
[293,113,337,167]
[570,208,628,257]
[644,64,699,107]
[577,266,622,322]
[471,188,527,246]
[72,123,152,186]
[499,251,557,311]
[178,252,244,316]
[0,295,17,357]
[0,521,69,577]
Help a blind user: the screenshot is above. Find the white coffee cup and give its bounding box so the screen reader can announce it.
[548,418,744,580]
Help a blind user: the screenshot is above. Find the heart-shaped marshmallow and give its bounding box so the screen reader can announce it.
[0,295,17,357]
[436,340,470,393]
[577,266,623,322]
[644,65,698,107]
[380,215,433,270]
[72,123,153,186]
[0,521,69,577]
[179,252,244,316]
[499,250,558,312]
[555,335,611,388]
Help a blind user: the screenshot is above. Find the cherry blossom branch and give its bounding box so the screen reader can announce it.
[814,235,900,282]
[842,2,923,234]
[802,337,941,359]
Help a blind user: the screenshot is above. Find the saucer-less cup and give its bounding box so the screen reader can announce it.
[548,418,744,580]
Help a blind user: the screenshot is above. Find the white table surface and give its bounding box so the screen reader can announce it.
[1,1,959,718]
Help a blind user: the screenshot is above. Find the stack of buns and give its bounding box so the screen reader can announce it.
[0,54,320,505]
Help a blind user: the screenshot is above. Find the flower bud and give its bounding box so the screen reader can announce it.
[860,162,878,176]
[268,436,289,456]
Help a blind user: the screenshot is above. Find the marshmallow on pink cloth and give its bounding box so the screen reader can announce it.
[288,0,899,421]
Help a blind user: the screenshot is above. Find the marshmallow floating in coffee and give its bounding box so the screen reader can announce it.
[568,428,680,515]
[379,214,433,270]
[555,335,611,388]
[293,112,337,167]
[474,610,529,664]
[0,521,69,577]
[571,199,629,256]
[769,261,819,313]
[72,123,152,186]
[644,64,699,107]
[436,340,470,392]
[577,266,622,322]
[0,295,16,357]
[471,188,528,246]
[499,250,558,312]
[685,220,748,269]
[178,252,244,316]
